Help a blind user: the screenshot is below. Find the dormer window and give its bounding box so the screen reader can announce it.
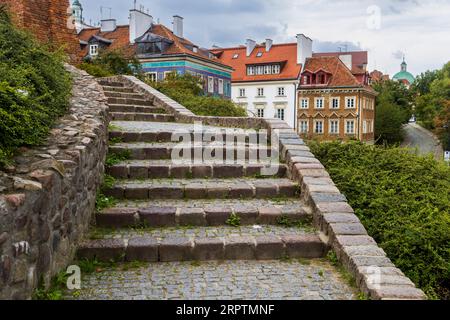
[232,53,239,59]
[89,44,99,56]
[303,75,310,85]
[246,64,281,76]
[317,74,325,84]
[256,52,263,57]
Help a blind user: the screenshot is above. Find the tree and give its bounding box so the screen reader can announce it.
[372,80,412,144]
[375,100,406,144]
[79,50,142,77]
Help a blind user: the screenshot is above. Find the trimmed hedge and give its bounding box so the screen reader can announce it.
[0,7,71,166]
[310,141,450,300]
[149,73,247,117]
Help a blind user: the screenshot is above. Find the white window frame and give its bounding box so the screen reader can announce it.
[300,98,309,109]
[164,71,174,80]
[145,72,157,82]
[345,120,355,134]
[89,44,99,56]
[315,97,325,109]
[239,88,246,97]
[299,120,309,134]
[218,79,224,95]
[331,97,340,109]
[345,97,356,109]
[256,108,265,118]
[276,108,285,121]
[329,119,339,134]
[257,88,264,97]
[314,120,324,134]
[208,76,214,93]
[277,87,286,97]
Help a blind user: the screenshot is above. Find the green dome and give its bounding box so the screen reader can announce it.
[72,0,81,7]
[393,71,415,85]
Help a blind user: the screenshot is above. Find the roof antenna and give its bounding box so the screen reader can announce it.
[133,0,137,10]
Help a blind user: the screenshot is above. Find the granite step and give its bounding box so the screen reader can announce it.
[101,86,135,93]
[109,142,276,161]
[107,160,287,179]
[77,225,326,262]
[103,178,300,200]
[108,104,166,114]
[103,91,144,99]
[99,81,125,87]
[107,97,154,106]
[110,113,175,122]
[96,198,311,228]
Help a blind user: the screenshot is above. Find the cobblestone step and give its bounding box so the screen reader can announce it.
[99,80,124,87]
[109,142,276,161]
[110,113,175,122]
[96,198,310,228]
[64,260,356,300]
[103,91,144,99]
[108,104,166,114]
[107,160,287,179]
[107,97,154,106]
[103,178,300,200]
[101,86,135,93]
[109,123,270,144]
[78,225,326,262]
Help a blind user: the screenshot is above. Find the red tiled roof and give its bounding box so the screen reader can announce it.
[77,24,230,68]
[299,56,376,94]
[313,51,368,72]
[211,43,302,82]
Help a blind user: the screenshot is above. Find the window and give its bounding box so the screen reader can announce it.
[208,76,214,93]
[278,87,285,96]
[317,74,325,84]
[300,98,309,109]
[276,108,285,121]
[257,108,265,118]
[164,71,174,79]
[218,79,224,95]
[257,88,264,97]
[246,64,280,76]
[232,53,239,59]
[256,52,263,57]
[331,97,340,109]
[329,120,339,134]
[346,97,356,109]
[363,120,367,134]
[145,72,157,82]
[299,121,309,134]
[314,120,324,134]
[89,44,99,56]
[345,120,355,134]
[315,97,324,109]
[303,75,310,85]
[239,88,246,97]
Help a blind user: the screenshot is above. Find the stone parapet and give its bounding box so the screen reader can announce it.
[0,65,109,299]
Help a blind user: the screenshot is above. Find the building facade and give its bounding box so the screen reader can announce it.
[77,8,232,98]
[297,54,377,143]
[212,35,311,128]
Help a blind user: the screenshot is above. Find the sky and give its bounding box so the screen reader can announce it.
[79,0,450,77]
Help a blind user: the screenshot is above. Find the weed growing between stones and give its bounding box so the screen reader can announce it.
[33,271,69,300]
[226,213,241,227]
[109,137,123,145]
[326,251,364,298]
[105,150,131,167]
[276,215,313,231]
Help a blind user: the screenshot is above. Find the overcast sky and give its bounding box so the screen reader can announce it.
[79,0,450,76]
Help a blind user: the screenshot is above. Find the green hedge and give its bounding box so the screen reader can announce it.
[0,7,71,166]
[309,141,450,300]
[148,73,247,117]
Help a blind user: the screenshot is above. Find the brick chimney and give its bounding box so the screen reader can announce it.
[0,0,80,62]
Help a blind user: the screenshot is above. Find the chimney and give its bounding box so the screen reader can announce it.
[296,34,313,66]
[173,15,184,38]
[339,54,353,70]
[246,39,256,57]
[101,19,117,32]
[265,39,273,52]
[129,9,153,43]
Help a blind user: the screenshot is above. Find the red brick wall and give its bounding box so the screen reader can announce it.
[0,0,79,61]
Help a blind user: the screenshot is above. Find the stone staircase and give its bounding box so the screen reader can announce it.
[71,79,359,300]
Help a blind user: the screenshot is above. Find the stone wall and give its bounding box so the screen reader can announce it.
[0,65,109,299]
[102,75,426,300]
[0,0,79,62]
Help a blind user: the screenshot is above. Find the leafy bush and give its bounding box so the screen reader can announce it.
[148,73,247,117]
[79,50,142,78]
[309,141,450,300]
[0,7,72,166]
